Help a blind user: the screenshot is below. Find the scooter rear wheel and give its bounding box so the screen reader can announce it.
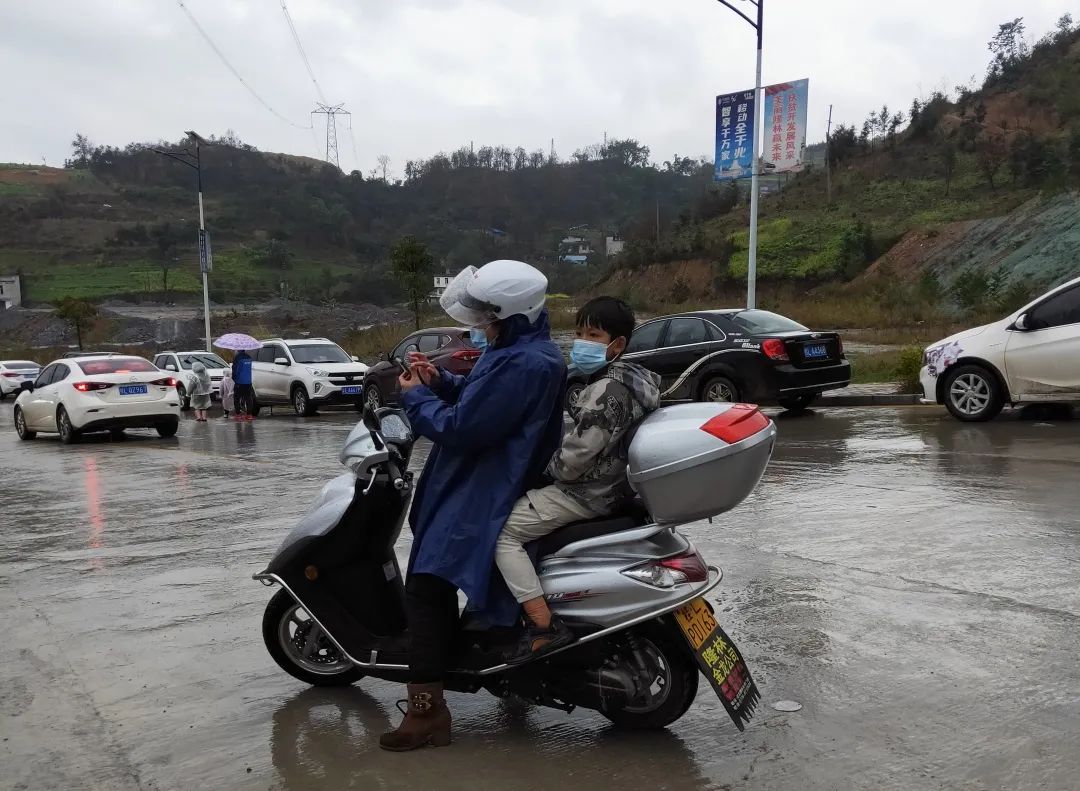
[262,589,366,687]
[601,621,699,730]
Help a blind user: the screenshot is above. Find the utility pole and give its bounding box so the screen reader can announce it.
[825,104,834,205]
[152,131,212,352]
[311,103,350,169]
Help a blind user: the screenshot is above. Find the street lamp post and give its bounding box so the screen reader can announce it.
[715,0,764,309]
[153,131,212,351]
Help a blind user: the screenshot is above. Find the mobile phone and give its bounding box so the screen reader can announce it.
[394,357,409,375]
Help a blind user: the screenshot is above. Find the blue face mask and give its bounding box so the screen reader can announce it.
[469,327,489,351]
[570,339,611,374]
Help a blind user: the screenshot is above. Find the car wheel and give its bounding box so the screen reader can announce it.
[0,391,7,402]
[176,384,190,411]
[778,394,816,412]
[14,407,36,440]
[944,364,1004,422]
[57,406,80,445]
[701,375,740,403]
[362,383,382,412]
[565,381,586,416]
[156,420,179,438]
[109,428,126,441]
[292,385,316,417]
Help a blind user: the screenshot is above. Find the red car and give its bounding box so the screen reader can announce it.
[361,326,481,409]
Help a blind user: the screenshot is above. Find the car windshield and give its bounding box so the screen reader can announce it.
[729,310,808,334]
[77,358,157,375]
[179,353,228,370]
[289,344,352,364]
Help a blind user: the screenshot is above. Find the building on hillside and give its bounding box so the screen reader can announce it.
[0,275,21,309]
[558,236,593,266]
[605,236,625,257]
[430,274,453,302]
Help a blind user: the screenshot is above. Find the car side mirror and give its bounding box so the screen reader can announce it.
[1013,313,1029,331]
[20,381,33,392]
[274,357,289,366]
[165,364,177,371]
[351,355,360,362]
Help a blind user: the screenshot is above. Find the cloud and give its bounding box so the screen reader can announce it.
[2,0,1071,173]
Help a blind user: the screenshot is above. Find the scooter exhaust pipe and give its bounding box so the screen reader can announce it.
[544,665,637,711]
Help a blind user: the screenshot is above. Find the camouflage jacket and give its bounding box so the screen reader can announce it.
[549,360,662,514]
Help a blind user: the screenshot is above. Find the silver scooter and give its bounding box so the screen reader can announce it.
[255,401,775,730]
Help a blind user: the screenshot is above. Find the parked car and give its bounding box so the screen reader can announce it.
[361,327,481,409]
[152,350,230,409]
[920,275,1080,421]
[250,337,369,417]
[565,309,850,412]
[13,355,181,443]
[0,360,41,400]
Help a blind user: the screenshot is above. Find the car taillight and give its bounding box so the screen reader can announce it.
[761,338,789,361]
[700,403,770,443]
[1,372,20,378]
[452,350,482,361]
[836,335,844,356]
[151,377,177,387]
[623,550,709,588]
[73,381,112,392]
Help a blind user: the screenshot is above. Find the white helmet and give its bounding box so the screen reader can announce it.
[440,260,547,326]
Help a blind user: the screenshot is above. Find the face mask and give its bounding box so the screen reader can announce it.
[570,339,611,374]
[469,327,489,351]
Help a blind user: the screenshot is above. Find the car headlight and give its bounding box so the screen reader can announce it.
[307,368,329,378]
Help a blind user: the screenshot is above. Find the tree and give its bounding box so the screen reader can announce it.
[975,135,1007,190]
[987,18,1030,81]
[376,154,392,182]
[55,297,98,350]
[390,236,436,329]
[246,238,295,270]
[938,133,958,195]
[67,133,95,168]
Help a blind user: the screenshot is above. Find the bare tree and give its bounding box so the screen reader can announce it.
[376,154,392,182]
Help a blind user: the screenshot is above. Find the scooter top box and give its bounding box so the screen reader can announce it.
[627,402,776,526]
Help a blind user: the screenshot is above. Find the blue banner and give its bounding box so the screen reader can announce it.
[763,79,810,173]
[715,89,755,182]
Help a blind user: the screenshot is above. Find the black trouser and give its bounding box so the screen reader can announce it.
[234,383,254,415]
[406,573,459,683]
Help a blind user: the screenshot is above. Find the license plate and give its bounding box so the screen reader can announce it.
[341,386,361,395]
[804,343,828,359]
[119,385,147,396]
[674,598,760,730]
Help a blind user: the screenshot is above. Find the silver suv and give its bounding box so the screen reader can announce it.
[250,338,368,417]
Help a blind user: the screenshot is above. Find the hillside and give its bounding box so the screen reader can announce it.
[603,17,1080,324]
[0,137,711,307]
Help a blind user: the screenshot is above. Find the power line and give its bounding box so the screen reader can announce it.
[175,0,309,129]
[280,1,327,104]
[312,103,350,169]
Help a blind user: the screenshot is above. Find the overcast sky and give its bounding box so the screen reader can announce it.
[3,1,1072,175]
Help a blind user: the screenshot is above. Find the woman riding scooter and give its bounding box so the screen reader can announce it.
[379,260,566,752]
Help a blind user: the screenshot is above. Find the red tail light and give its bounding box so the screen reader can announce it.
[837,335,844,355]
[658,551,709,583]
[1,372,21,378]
[151,377,177,387]
[761,338,789,361]
[701,403,770,443]
[73,381,112,392]
[452,350,482,362]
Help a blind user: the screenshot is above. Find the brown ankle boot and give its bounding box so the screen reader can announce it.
[379,682,452,751]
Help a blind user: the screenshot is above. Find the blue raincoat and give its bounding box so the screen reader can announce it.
[402,311,566,625]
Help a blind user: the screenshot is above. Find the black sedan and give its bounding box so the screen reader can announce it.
[567,309,850,411]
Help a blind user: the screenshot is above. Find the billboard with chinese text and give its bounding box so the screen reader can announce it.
[763,79,809,173]
[714,89,755,182]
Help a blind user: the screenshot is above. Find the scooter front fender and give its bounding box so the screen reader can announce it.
[257,472,357,575]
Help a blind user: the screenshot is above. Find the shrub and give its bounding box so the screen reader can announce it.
[894,346,925,393]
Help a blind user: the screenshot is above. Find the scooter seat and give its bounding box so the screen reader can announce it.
[528,502,651,559]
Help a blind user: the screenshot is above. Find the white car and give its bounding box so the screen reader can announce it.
[13,355,182,443]
[0,360,41,399]
[920,275,1080,421]
[251,337,368,417]
[152,350,230,409]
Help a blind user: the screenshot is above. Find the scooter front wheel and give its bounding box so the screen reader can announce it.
[262,589,366,687]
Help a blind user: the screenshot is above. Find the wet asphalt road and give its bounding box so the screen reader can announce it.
[1,402,1079,791]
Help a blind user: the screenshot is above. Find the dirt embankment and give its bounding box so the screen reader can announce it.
[597,259,715,300]
[860,192,1080,289]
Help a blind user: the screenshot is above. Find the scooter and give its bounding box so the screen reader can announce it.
[255,401,775,731]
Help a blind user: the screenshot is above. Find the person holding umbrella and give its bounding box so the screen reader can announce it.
[214,334,260,421]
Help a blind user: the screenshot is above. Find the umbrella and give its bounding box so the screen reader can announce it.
[213,333,261,351]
